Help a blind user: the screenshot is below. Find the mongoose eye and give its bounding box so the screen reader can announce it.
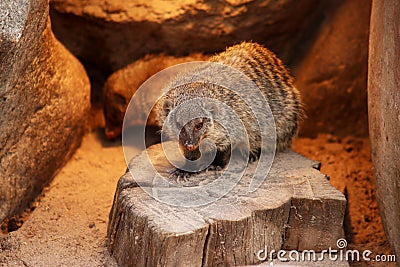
[194,122,203,131]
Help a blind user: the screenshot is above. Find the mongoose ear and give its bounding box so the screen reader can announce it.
[204,101,219,117]
[163,99,173,116]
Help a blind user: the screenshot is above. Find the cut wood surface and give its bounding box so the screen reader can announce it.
[107,142,346,266]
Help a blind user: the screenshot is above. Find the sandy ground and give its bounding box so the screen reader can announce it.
[293,135,395,267]
[0,129,128,266]
[0,125,396,266]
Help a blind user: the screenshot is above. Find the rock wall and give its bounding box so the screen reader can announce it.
[0,0,90,222]
[50,0,332,74]
[293,0,371,137]
[368,0,400,262]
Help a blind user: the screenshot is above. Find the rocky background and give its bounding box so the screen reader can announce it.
[49,0,370,138]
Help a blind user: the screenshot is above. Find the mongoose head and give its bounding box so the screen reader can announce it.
[158,96,218,160]
[178,117,212,153]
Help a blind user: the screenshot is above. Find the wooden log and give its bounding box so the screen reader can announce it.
[368,0,400,263]
[107,142,346,266]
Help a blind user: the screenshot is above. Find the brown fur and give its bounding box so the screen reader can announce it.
[156,42,304,167]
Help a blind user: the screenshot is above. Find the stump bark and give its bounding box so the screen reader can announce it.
[107,143,346,266]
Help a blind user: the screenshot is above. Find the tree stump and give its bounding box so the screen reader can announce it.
[107,143,346,266]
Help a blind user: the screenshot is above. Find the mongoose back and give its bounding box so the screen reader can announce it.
[155,42,304,169]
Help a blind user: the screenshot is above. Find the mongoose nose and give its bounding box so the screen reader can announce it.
[185,144,196,151]
[105,129,117,140]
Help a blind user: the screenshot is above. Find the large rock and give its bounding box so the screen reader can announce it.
[368,0,400,263]
[0,0,90,222]
[293,0,371,137]
[49,0,333,74]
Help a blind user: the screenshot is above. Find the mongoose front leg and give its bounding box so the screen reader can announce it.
[169,168,191,183]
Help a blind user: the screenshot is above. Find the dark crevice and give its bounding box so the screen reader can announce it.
[108,210,123,255]
[343,187,353,243]
[312,162,322,171]
[201,223,211,267]
[282,199,294,250]
[1,196,39,234]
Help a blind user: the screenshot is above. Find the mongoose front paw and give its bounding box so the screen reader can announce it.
[205,165,223,172]
[249,153,259,163]
[169,168,191,183]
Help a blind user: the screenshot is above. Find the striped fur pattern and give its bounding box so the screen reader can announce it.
[156,42,304,166]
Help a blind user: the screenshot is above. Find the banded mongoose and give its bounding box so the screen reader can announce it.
[155,42,304,170]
